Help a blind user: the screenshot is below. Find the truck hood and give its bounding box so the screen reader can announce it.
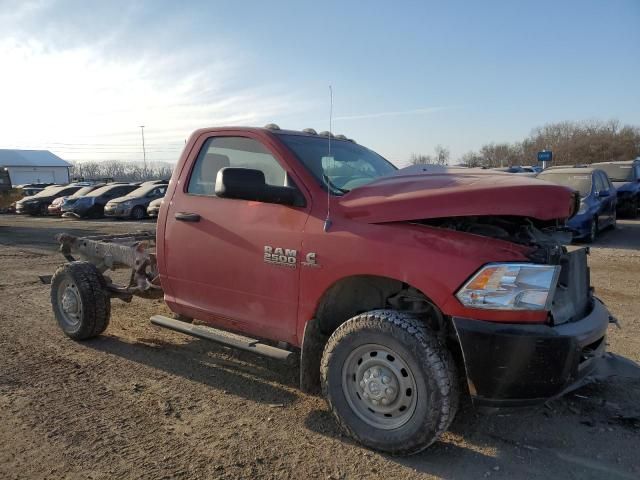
[338,172,575,223]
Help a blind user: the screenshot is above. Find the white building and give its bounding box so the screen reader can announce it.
[0,149,71,185]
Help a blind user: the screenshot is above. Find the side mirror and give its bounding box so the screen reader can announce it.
[215,168,305,207]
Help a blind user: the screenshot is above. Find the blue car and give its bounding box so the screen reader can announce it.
[592,159,640,218]
[537,167,617,242]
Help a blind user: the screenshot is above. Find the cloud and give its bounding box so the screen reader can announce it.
[0,1,311,163]
[0,37,307,162]
[334,106,456,121]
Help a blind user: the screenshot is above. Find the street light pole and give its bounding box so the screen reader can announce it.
[139,125,147,178]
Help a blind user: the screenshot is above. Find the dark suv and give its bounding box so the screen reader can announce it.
[62,183,139,218]
[104,182,168,219]
[592,159,640,217]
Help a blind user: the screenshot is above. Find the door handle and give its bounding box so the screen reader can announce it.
[175,212,201,222]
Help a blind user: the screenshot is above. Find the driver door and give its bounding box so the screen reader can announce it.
[164,134,309,343]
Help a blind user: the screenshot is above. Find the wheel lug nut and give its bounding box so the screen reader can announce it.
[372,369,380,378]
[371,399,379,406]
[381,398,389,405]
[382,376,390,385]
[359,380,365,388]
[362,392,369,399]
[385,388,394,396]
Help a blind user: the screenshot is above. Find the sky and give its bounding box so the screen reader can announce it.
[0,0,638,167]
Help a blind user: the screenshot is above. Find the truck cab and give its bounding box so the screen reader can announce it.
[51,125,613,455]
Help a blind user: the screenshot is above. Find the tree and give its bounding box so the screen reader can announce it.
[69,160,175,182]
[410,145,450,166]
[457,119,640,167]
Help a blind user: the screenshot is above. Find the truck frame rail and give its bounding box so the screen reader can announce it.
[56,231,162,301]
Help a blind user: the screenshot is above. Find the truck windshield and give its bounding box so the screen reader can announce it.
[538,172,593,197]
[595,164,634,182]
[278,134,397,194]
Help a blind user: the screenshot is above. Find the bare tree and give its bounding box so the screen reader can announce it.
[410,153,434,165]
[410,145,450,166]
[458,119,640,167]
[69,160,174,182]
[433,145,450,165]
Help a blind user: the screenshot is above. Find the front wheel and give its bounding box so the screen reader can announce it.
[50,262,111,340]
[321,310,458,455]
[131,206,146,220]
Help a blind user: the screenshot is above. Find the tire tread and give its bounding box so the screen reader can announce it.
[320,309,458,455]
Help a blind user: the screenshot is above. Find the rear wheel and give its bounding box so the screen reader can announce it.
[321,309,458,455]
[50,262,111,340]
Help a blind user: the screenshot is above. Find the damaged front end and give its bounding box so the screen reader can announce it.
[418,215,628,406]
[56,232,162,301]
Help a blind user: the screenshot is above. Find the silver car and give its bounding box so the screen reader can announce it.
[104,183,167,220]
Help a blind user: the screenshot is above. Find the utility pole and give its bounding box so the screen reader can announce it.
[139,125,147,178]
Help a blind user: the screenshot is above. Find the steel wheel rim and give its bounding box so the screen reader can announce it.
[57,280,82,328]
[342,343,418,430]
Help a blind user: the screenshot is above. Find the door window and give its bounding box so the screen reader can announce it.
[150,186,166,197]
[594,173,606,193]
[187,137,286,196]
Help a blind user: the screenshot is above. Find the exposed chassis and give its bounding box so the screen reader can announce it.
[56,232,163,301]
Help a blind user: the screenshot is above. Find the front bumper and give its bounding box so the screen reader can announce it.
[452,298,611,407]
[15,203,39,214]
[104,204,131,218]
[567,213,592,239]
[48,205,62,215]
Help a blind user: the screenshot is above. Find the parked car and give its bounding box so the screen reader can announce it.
[537,167,616,242]
[591,160,640,218]
[492,166,537,176]
[104,183,168,219]
[15,184,84,215]
[63,183,138,218]
[50,124,614,455]
[48,184,105,215]
[146,197,163,218]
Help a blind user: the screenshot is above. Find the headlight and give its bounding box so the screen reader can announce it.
[456,263,560,311]
[577,201,588,215]
[122,201,132,208]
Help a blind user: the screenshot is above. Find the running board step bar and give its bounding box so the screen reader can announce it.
[150,315,295,362]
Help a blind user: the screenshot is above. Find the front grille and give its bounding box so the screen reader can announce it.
[550,248,591,325]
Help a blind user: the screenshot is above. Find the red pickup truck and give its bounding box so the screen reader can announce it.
[50,125,613,455]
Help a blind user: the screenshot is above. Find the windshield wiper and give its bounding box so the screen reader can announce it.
[322,174,350,194]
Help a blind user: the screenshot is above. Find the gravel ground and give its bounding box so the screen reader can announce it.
[0,215,638,480]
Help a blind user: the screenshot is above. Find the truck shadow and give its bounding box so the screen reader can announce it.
[86,334,299,405]
[303,379,640,479]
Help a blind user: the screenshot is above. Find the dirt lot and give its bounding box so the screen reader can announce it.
[0,215,639,480]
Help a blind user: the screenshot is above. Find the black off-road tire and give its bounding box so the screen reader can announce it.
[131,206,146,220]
[50,261,111,340]
[321,309,458,455]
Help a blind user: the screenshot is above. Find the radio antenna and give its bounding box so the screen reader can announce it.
[323,85,333,233]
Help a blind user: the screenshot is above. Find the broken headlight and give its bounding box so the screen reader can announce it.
[456,263,560,311]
